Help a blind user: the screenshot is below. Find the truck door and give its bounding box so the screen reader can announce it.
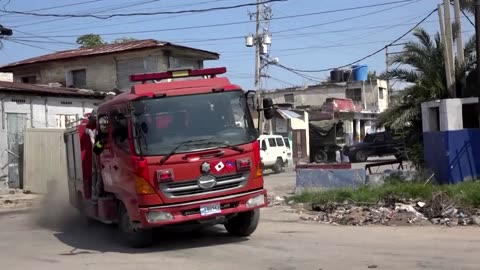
[109,109,136,198]
[97,114,114,189]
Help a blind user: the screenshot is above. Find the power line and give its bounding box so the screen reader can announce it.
[1,0,107,16]
[3,39,55,52]
[9,0,420,38]
[1,0,285,19]
[279,7,439,73]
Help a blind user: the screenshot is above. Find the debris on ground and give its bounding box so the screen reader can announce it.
[293,191,480,227]
[0,191,42,212]
[268,195,288,207]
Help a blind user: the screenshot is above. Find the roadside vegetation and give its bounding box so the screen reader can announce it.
[292,179,480,208]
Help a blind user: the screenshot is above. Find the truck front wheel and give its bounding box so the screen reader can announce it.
[224,209,260,237]
[119,211,153,248]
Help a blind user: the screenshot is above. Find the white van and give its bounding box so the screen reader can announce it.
[257,134,291,174]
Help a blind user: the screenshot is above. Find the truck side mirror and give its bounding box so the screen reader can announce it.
[263,98,274,120]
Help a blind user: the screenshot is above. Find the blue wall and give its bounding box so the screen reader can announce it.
[424,128,480,184]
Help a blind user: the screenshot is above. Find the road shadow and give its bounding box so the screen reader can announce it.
[50,214,248,254]
[32,179,247,254]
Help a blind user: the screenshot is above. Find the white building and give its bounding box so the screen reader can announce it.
[0,81,104,188]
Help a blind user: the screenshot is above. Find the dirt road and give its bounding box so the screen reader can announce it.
[1,203,479,270]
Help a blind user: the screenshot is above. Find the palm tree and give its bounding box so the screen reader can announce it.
[379,26,477,168]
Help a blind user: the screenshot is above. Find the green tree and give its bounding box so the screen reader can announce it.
[379,27,476,168]
[112,37,137,44]
[76,34,106,48]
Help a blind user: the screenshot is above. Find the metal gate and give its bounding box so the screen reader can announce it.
[6,113,28,188]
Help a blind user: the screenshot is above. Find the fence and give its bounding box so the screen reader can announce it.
[23,128,68,194]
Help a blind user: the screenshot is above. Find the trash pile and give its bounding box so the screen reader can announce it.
[284,192,480,227]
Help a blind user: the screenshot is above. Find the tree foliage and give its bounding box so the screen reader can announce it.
[379,27,476,168]
[112,37,137,44]
[76,34,106,48]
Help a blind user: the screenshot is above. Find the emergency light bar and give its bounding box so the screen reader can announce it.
[130,67,227,82]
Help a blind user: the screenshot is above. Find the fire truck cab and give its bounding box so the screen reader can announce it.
[64,67,274,247]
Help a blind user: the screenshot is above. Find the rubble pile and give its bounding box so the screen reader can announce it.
[292,192,480,227]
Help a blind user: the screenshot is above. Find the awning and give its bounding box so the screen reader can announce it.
[277,109,302,119]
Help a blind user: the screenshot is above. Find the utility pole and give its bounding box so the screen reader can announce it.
[439,4,454,98]
[385,45,390,104]
[475,0,480,94]
[444,0,456,98]
[246,0,273,135]
[454,0,465,97]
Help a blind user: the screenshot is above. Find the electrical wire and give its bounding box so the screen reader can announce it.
[9,0,421,37]
[278,7,439,73]
[1,0,285,19]
[3,39,55,52]
[460,8,475,27]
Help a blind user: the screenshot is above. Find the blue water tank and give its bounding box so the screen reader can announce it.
[352,64,368,81]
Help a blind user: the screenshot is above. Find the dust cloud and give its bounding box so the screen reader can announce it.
[30,178,81,231]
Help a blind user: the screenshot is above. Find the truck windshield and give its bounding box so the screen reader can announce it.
[131,90,257,156]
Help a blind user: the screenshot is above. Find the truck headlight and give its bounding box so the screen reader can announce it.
[146,211,174,223]
[246,194,265,208]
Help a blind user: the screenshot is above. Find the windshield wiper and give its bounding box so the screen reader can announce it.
[195,141,245,153]
[159,137,213,165]
[134,122,148,154]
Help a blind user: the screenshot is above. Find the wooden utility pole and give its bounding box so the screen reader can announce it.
[476,0,480,93]
[439,5,454,96]
[254,0,264,134]
[444,0,456,98]
[454,0,465,66]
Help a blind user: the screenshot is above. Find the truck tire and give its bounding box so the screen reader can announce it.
[225,209,260,237]
[272,158,283,174]
[355,150,368,162]
[314,150,328,163]
[119,210,153,248]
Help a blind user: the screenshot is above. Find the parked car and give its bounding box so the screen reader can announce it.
[258,134,291,173]
[343,131,406,163]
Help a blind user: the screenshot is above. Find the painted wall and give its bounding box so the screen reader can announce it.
[10,48,207,92]
[263,79,389,113]
[0,93,98,180]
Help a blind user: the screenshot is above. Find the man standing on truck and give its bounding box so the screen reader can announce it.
[86,112,107,201]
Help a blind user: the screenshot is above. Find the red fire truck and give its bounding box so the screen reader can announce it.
[64,67,274,247]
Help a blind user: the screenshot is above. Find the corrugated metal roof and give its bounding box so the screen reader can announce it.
[277,109,302,119]
[0,39,219,70]
[0,81,105,98]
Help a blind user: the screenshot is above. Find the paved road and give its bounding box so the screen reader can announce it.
[1,205,479,270]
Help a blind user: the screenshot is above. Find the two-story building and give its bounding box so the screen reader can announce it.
[0,39,219,92]
[262,79,389,144]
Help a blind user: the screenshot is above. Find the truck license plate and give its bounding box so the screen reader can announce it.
[200,203,221,216]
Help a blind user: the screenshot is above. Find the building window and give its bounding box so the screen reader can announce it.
[67,69,86,88]
[56,114,78,128]
[284,93,294,103]
[61,101,73,105]
[21,76,36,84]
[11,98,26,104]
[379,87,385,99]
[346,88,362,102]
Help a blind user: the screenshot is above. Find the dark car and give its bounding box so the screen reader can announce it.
[343,131,406,163]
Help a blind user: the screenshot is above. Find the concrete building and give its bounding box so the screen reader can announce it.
[0,39,219,92]
[0,81,104,188]
[262,79,389,144]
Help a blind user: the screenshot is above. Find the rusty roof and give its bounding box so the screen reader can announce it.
[0,81,105,98]
[0,39,219,70]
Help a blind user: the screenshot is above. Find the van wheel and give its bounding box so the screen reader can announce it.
[355,150,368,162]
[119,210,153,248]
[314,150,328,163]
[225,209,260,236]
[272,158,282,174]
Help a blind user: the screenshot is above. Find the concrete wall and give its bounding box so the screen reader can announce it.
[23,128,67,193]
[0,72,13,82]
[263,79,389,113]
[0,93,98,179]
[10,48,206,92]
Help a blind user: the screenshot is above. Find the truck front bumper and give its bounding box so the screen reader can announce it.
[138,189,267,228]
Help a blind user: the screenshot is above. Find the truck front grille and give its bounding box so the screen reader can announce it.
[160,173,249,198]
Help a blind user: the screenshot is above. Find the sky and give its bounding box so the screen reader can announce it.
[0,0,476,91]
